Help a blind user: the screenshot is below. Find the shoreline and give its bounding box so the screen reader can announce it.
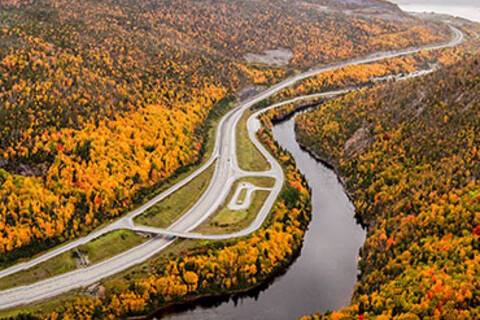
[142,99,365,320]
[268,102,368,229]
[137,238,307,320]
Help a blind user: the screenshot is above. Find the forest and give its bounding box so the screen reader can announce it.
[0,0,448,264]
[3,0,479,318]
[296,54,480,319]
[8,107,313,319]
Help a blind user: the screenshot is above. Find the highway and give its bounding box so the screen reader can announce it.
[227,182,272,211]
[0,25,464,310]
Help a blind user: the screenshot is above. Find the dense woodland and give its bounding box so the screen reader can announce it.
[0,0,447,263]
[10,111,311,319]
[258,37,479,129]
[297,55,480,319]
[269,31,480,105]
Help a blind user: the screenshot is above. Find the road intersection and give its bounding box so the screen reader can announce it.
[0,25,464,310]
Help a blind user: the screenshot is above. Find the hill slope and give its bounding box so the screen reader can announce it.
[297,55,480,318]
[0,0,446,264]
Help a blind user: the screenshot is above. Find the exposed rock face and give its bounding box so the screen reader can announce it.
[0,160,50,177]
[301,0,401,11]
[10,162,49,177]
[344,127,372,157]
[244,48,293,66]
[237,85,267,101]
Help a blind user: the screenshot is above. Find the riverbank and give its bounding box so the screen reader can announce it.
[0,16,468,318]
[30,112,312,319]
[296,55,480,318]
[142,238,306,319]
[157,104,365,320]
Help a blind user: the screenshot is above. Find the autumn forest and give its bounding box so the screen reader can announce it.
[0,0,479,319]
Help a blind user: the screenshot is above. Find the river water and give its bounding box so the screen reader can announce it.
[155,4,479,318]
[390,0,480,22]
[150,3,479,318]
[158,115,366,319]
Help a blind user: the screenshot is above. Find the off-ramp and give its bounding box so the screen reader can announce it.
[0,25,464,310]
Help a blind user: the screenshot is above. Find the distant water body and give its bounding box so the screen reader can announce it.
[390,0,480,22]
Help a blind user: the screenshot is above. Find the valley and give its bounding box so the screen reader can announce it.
[0,1,479,319]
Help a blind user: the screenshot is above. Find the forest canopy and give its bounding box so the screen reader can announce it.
[0,0,447,264]
[297,54,480,319]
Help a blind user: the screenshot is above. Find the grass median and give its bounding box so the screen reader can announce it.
[236,109,271,172]
[195,177,274,235]
[0,230,145,291]
[134,162,216,228]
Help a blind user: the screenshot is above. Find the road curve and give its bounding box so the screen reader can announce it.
[0,25,464,310]
[0,25,463,281]
[227,183,272,211]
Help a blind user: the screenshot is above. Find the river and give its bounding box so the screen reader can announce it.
[157,113,366,319]
[151,3,477,316]
[390,0,480,22]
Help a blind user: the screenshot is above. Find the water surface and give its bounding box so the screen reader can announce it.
[152,3,479,318]
[158,115,366,319]
[391,0,480,22]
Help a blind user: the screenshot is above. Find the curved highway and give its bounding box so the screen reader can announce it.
[0,25,464,310]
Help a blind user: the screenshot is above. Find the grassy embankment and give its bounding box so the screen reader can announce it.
[236,109,271,172]
[195,177,275,234]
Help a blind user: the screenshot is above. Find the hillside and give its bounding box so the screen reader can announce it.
[0,0,447,265]
[296,55,480,318]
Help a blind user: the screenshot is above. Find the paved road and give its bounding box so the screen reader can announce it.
[0,25,464,310]
[227,183,272,211]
